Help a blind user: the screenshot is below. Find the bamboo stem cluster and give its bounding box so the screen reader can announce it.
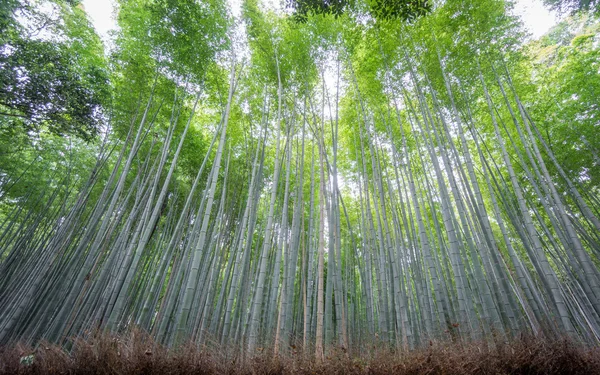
[1,32,600,358]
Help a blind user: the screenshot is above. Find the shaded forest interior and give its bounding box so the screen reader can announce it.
[1,0,600,371]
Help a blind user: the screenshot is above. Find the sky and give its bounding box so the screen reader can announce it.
[513,0,559,39]
[81,0,559,45]
[81,0,117,43]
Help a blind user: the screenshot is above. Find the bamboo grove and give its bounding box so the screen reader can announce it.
[1,0,600,360]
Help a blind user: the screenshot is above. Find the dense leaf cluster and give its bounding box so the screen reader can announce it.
[288,0,431,22]
[368,0,431,22]
[0,38,109,141]
[543,0,599,14]
[287,0,348,22]
[0,0,110,141]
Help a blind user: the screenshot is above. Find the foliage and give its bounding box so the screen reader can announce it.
[287,0,431,23]
[0,38,109,141]
[543,0,599,15]
[115,0,229,84]
[526,14,600,186]
[0,0,110,142]
[0,0,110,222]
[367,0,431,22]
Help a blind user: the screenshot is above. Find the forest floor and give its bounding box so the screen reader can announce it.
[1,331,599,374]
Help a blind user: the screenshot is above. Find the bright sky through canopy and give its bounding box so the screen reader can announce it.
[513,0,559,39]
[82,0,559,42]
[81,0,116,42]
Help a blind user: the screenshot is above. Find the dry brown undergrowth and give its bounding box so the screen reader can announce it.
[1,331,599,374]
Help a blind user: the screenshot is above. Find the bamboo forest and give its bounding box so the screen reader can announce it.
[1,0,600,371]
